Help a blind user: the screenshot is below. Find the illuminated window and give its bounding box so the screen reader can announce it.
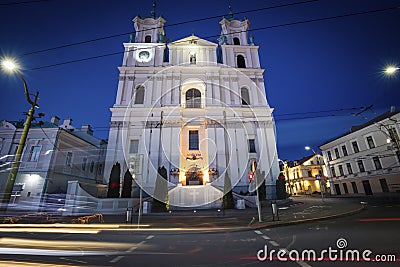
[233,37,240,45]
[145,35,151,43]
[237,55,246,68]
[134,85,145,104]
[185,89,201,108]
[189,131,199,150]
[29,146,41,162]
[241,87,250,105]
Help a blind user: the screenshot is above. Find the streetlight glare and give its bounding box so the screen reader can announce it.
[305,146,311,150]
[1,59,17,71]
[384,66,399,75]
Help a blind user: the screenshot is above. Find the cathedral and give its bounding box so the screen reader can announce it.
[104,10,279,208]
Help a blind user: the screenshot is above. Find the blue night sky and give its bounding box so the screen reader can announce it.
[0,0,399,161]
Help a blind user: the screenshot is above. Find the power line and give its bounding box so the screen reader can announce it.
[21,0,320,56]
[28,5,400,71]
[0,0,52,6]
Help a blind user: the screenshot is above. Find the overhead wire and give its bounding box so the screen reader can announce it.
[28,5,400,70]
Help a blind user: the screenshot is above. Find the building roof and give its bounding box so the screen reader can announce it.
[319,109,400,147]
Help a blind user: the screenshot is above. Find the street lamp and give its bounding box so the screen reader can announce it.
[384,65,399,75]
[1,59,39,210]
[305,146,325,202]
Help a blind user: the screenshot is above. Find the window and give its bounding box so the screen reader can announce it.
[372,156,382,170]
[185,89,201,108]
[90,161,94,173]
[366,136,375,149]
[29,146,41,162]
[240,87,250,105]
[134,85,145,104]
[388,128,399,145]
[307,170,312,177]
[190,54,196,64]
[342,145,348,156]
[82,157,87,171]
[357,160,365,172]
[129,140,139,154]
[331,166,336,177]
[352,141,359,153]
[66,152,72,167]
[343,183,349,194]
[346,163,353,174]
[327,151,332,161]
[379,178,389,192]
[237,55,246,68]
[233,37,240,45]
[98,163,103,175]
[334,148,340,159]
[338,165,344,176]
[248,139,256,153]
[145,35,151,43]
[189,131,199,150]
[351,182,358,193]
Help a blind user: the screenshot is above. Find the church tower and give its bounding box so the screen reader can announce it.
[104,7,279,208]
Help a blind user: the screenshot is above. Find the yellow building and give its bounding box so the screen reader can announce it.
[284,154,329,195]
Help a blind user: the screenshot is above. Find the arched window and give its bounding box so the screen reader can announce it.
[233,37,240,45]
[241,87,250,105]
[237,55,246,68]
[185,88,201,108]
[134,85,145,104]
[145,35,151,43]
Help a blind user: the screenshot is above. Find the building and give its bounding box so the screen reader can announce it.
[104,11,279,208]
[283,154,329,195]
[319,109,400,196]
[0,117,107,210]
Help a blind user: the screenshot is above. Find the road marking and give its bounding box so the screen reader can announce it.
[254,230,263,235]
[265,229,270,231]
[146,235,154,240]
[138,241,146,245]
[127,246,137,253]
[261,235,270,240]
[297,260,312,267]
[60,257,87,264]
[109,255,124,263]
[268,241,279,247]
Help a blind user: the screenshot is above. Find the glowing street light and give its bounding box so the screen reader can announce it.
[0,58,40,211]
[384,65,399,75]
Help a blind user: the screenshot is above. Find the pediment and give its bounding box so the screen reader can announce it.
[169,35,217,47]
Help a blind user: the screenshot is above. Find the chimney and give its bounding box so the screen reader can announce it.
[81,124,93,136]
[61,118,74,130]
[50,116,60,125]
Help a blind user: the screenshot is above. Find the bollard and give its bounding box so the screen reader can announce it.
[271,201,279,221]
[126,207,133,224]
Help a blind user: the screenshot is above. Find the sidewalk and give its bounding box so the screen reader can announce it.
[0,197,364,233]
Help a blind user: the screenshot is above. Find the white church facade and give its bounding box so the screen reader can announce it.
[104,12,279,208]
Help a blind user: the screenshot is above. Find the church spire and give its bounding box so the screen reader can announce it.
[150,1,156,19]
[228,4,234,20]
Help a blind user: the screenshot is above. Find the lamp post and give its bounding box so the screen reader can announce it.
[1,59,39,210]
[305,146,325,202]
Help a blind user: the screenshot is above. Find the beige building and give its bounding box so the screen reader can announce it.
[319,109,400,196]
[284,154,329,195]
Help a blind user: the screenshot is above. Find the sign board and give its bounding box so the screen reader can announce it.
[315,174,322,180]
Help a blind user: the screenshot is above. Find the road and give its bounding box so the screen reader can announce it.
[0,198,399,267]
